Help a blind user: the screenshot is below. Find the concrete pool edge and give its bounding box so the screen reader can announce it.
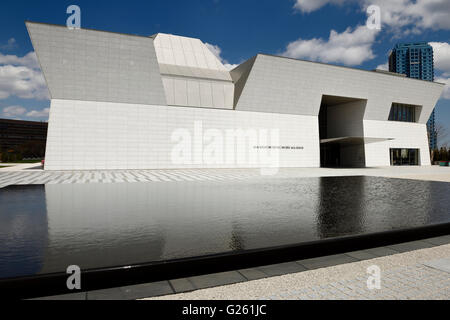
[1,222,450,300]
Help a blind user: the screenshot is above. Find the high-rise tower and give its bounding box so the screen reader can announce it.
[389,42,437,149]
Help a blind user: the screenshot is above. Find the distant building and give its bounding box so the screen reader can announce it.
[389,42,437,149]
[0,118,48,160]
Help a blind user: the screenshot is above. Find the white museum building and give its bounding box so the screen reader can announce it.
[26,22,445,170]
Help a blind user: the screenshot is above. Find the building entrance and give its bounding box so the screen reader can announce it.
[318,95,367,168]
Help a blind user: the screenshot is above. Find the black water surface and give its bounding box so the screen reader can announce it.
[0,176,449,279]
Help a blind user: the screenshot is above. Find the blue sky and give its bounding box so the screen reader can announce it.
[0,0,449,145]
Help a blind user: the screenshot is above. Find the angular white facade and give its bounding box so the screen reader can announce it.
[153,33,235,110]
[26,22,445,170]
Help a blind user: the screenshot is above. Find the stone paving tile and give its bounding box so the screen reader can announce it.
[170,278,196,293]
[238,268,268,281]
[363,246,400,257]
[87,287,129,300]
[344,250,379,261]
[256,262,307,277]
[387,240,435,253]
[423,257,450,273]
[188,271,247,290]
[31,292,87,300]
[119,281,173,299]
[422,235,450,246]
[297,254,358,270]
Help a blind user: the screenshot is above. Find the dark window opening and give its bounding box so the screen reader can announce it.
[390,148,419,166]
[388,103,418,122]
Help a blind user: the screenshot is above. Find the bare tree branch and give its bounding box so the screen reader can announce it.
[435,123,449,148]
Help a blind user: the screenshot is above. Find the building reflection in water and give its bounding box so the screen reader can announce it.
[41,183,168,274]
[0,185,48,278]
[317,176,366,239]
[0,176,449,279]
[317,176,450,239]
[40,179,322,274]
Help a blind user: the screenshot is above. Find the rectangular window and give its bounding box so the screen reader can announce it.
[388,103,417,122]
[390,148,419,166]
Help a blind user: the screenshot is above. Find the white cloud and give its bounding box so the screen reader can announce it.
[0,52,49,100]
[281,25,379,66]
[223,63,239,71]
[2,105,26,117]
[0,64,49,100]
[404,0,450,31]
[429,42,450,99]
[205,43,238,71]
[2,105,50,120]
[430,42,450,76]
[294,0,349,13]
[435,76,450,100]
[0,38,18,50]
[26,108,50,118]
[205,43,221,60]
[376,62,389,70]
[0,51,40,69]
[293,0,450,32]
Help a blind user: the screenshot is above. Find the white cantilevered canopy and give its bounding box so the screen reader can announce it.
[320,137,394,145]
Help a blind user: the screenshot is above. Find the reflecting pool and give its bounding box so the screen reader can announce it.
[0,176,449,279]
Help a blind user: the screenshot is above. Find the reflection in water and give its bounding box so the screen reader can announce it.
[229,221,245,251]
[0,185,48,278]
[0,176,449,279]
[317,176,366,238]
[42,183,168,274]
[427,181,450,224]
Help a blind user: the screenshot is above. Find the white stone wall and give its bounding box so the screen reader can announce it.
[45,99,320,170]
[236,55,444,124]
[363,120,431,166]
[161,76,234,109]
[26,22,166,106]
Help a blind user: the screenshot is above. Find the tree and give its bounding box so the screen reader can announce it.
[439,147,448,162]
[432,148,440,162]
[435,123,449,148]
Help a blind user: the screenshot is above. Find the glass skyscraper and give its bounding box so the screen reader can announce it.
[389,42,437,149]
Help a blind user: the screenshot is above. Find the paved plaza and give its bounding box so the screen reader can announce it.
[1,165,450,189]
